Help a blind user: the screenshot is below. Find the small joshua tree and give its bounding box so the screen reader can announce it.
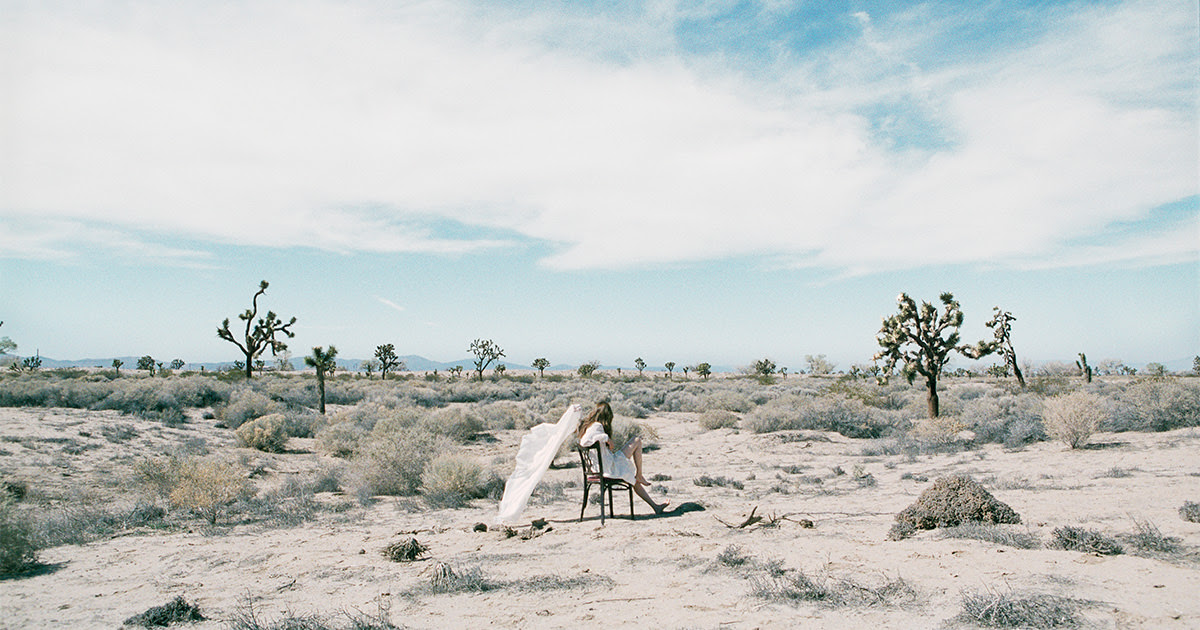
[170,359,185,370]
[1076,353,1093,383]
[375,343,401,380]
[875,292,994,418]
[111,358,124,376]
[217,280,296,379]
[578,360,599,378]
[985,308,1024,387]
[753,358,776,380]
[664,361,676,379]
[468,339,504,381]
[1193,356,1200,376]
[532,357,550,377]
[305,346,338,414]
[137,355,156,376]
[696,362,712,380]
[634,357,646,377]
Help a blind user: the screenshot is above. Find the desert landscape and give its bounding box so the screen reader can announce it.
[1,370,1198,629]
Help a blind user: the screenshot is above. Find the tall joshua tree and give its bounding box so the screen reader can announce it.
[532,357,550,377]
[875,292,994,418]
[375,343,401,380]
[985,307,1024,387]
[634,358,646,377]
[468,339,505,381]
[305,346,338,414]
[1076,353,1093,383]
[217,281,296,379]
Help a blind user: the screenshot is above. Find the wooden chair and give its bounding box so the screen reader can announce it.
[578,442,634,524]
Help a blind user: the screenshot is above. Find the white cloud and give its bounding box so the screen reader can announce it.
[0,0,1194,273]
[375,296,405,314]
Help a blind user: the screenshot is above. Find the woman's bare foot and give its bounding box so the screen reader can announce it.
[653,498,671,514]
[636,476,651,486]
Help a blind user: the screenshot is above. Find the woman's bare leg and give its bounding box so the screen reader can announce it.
[622,437,649,486]
[633,483,669,514]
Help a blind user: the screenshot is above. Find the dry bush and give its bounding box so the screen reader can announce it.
[235,413,288,452]
[1050,526,1123,555]
[698,409,740,430]
[134,456,185,501]
[1125,518,1181,555]
[1043,391,1105,449]
[751,568,917,608]
[909,415,967,446]
[956,587,1081,628]
[383,537,428,562]
[746,394,892,439]
[315,421,368,458]
[169,458,250,524]
[939,523,1041,549]
[891,475,1020,539]
[123,596,205,628]
[0,495,38,574]
[31,500,165,548]
[421,453,491,508]
[1181,501,1200,523]
[475,401,530,430]
[217,388,284,429]
[1110,379,1200,432]
[354,426,450,496]
[693,475,744,490]
[959,393,1046,446]
[419,407,485,442]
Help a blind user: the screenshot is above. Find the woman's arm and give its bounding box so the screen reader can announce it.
[578,422,610,448]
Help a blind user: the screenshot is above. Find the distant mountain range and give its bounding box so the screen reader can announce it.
[15,354,739,374]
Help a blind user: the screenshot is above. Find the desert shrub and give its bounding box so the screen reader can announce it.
[169,458,251,524]
[475,401,529,430]
[892,475,1020,538]
[280,410,324,438]
[940,523,1041,549]
[660,389,703,412]
[959,393,1045,446]
[31,500,166,547]
[716,544,751,568]
[693,475,744,490]
[135,456,185,501]
[610,418,659,450]
[1109,379,1200,431]
[355,426,451,495]
[419,407,485,442]
[908,415,968,446]
[704,390,754,413]
[746,394,891,439]
[1050,526,1123,555]
[217,388,284,429]
[1043,391,1106,449]
[0,495,38,574]
[316,422,368,458]
[956,588,1080,628]
[751,568,916,608]
[123,596,205,628]
[428,562,494,594]
[235,413,289,452]
[698,409,740,430]
[383,537,428,562]
[1181,501,1200,523]
[421,453,488,508]
[1125,519,1181,555]
[228,597,399,630]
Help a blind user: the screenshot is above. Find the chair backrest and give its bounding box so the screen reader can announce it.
[578,442,604,480]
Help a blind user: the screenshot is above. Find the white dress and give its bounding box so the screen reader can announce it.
[496,405,583,524]
[578,422,637,484]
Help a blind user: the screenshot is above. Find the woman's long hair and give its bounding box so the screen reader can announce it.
[577,401,614,439]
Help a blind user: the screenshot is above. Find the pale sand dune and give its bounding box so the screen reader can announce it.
[2,406,1199,629]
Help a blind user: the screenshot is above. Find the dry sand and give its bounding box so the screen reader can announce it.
[2,406,1199,629]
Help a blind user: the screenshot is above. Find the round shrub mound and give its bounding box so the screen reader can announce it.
[235,413,288,453]
[893,475,1021,535]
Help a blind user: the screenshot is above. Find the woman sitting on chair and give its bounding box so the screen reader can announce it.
[576,401,669,514]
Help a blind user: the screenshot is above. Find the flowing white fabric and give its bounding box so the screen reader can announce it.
[495,404,582,524]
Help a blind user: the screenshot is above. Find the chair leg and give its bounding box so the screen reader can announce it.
[579,483,589,522]
[628,487,635,520]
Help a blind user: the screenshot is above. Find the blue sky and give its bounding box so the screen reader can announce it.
[1,0,1197,371]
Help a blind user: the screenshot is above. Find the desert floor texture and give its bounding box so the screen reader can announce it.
[2,405,1199,629]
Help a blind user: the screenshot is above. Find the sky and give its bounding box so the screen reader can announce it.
[1,0,1197,372]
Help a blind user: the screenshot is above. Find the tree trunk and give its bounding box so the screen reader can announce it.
[1012,360,1025,388]
[244,352,254,379]
[925,374,940,418]
[317,372,326,414]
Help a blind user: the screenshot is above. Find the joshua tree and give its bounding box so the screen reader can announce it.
[682,365,691,379]
[664,361,676,379]
[532,357,550,377]
[449,365,464,379]
[634,358,646,376]
[985,308,1024,387]
[1076,353,1093,383]
[494,363,506,377]
[217,280,297,379]
[696,362,712,380]
[1145,362,1167,377]
[578,360,600,378]
[753,358,776,379]
[875,292,994,418]
[1193,355,1200,376]
[111,358,123,376]
[305,346,338,414]
[137,355,156,376]
[375,343,401,380]
[170,359,185,370]
[468,339,505,381]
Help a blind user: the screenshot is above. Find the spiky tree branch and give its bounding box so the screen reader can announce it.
[305,346,338,414]
[217,281,296,378]
[468,339,504,381]
[985,307,1025,387]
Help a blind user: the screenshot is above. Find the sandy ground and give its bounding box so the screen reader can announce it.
[2,405,1199,629]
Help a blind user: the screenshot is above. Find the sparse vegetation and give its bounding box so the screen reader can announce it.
[123,595,205,628]
[956,587,1081,628]
[168,458,251,525]
[940,523,1041,549]
[751,567,917,608]
[698,409,739,430]
[383,537,428,562]
[1050,525,1123,555]
[235,413,289,452]
[0,495,38,575]
[1043,391,1105,449]
[693,475,744,490]
[1181,501,1200,523]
